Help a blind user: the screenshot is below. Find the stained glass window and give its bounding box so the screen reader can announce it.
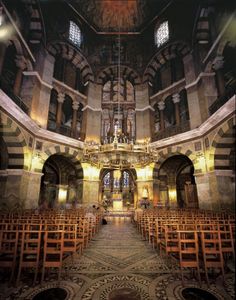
[123,171,129,188]
[103,172,110,187]
[156,21,169,47]
[69,21,81,47]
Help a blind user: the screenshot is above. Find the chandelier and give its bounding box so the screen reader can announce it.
[82,137,157,169]
[82,28,157,169]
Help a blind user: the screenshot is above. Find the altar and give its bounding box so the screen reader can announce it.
[112,193,123,211]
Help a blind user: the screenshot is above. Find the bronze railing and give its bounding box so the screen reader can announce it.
[0,77,29,115]
[209,87,235,115]
[152,120,190,141]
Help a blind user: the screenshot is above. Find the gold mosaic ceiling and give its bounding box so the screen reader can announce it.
[69,0,171,32]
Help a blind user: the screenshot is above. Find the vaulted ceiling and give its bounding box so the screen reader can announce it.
[69,0,171,33]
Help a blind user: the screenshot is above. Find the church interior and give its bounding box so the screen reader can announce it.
[0,0,235,299]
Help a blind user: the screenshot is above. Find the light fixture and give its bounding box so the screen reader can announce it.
[82,25,157,170]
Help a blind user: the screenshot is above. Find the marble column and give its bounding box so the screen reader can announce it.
[56,92,65,132]
[0,169,43,209]
[123,77,127,102]
[71,100,79,138]
[123,110,128,136]
[172,93,181,125]
[194,172,221,211]
[212,56,225,97]
[158,100,165,131]
[13,55,27,96]
[0,42,7,74]
[109,108,114,138]
[110,77,114,102]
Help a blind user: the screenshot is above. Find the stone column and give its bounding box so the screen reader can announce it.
[56,92,65,132]
[71,100,79,138]
[194,172,220,211]
[212,56,225,96]
[110,77,114,102]
[0,169,43,209]
[13,55,27,96]
[123,77,127,101]
[0,43,7,74]
[158,101,165,131]
[123,110,128,136]
[109,108,114,138]
[172,93,181,125]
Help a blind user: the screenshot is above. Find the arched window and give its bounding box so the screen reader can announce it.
[123,171,129,188]
[155,21,169,47]
[103,172,111,188]
[102,79,134,102]
[69,21,81,47]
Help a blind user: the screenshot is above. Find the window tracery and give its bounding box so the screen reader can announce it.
[69,21,81,47]
[155,21,169,47]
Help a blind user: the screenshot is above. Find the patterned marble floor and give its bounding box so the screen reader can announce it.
[0,217,234,299]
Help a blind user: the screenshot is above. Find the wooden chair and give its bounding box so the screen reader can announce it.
[62,224,77,259]
[160,224,179,259]
[41,227,63,282]
[16,224,42,285]
[200,225,225,286]
[0,229,19,283]
[177,230,201,286]
[219,223,235,262]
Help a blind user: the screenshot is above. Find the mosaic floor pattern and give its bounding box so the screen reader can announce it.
[0,217,234,299]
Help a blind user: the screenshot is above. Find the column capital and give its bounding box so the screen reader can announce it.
[57,92,65,103]
[172,93,180,104]
[15,55,27,70]
[212,56,224,71]
[72,101,80,110]
[158,100,165,111]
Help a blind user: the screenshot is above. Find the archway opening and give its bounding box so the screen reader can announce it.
[157,155,198,208]
[100,168,137,211]
[39,154,83,208]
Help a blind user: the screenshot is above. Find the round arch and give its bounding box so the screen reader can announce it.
[39,151,84,208]
[154,154,198,208]
[47,41,94,83]
[99,168,137,210]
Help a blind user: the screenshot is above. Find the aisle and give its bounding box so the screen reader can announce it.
[5,217,233,300]
[68,217,179,300]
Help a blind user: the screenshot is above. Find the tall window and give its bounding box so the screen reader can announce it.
[123,171,129,188]
[155,21,169,47]
[103,172,111,188]
[69,21,81,47]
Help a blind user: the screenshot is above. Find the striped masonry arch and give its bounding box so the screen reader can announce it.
[42,145,83,179]
[212,117,235,171]
[97,65,141,85]
[26,0,45,45]
[0,112,27,170]
[143,41,190,84]
[153,146,196,178]
[47,41,94,84]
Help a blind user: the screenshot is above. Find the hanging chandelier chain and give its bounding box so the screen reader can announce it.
[117,26,121,128]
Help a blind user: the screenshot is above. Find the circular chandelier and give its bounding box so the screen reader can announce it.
[82,26,157,169]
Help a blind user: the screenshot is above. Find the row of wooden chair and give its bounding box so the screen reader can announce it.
[0,210,103,285]
[135,208,235,286]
